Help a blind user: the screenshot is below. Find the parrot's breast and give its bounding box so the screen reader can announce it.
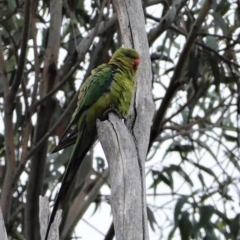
[85,71,135,131]
[110,74,135,116]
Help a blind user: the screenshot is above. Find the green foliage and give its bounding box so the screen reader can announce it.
[0,0,239,239]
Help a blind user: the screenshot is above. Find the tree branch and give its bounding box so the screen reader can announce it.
[0,208,8,240]
[60,169,110,238]
[36,10,116,108]
[13,92,78,184]
[149,0,213,147]
[97,115,145,240]
[59,3,113,79]
[10,0,31,96]
[25,0,62,239]
[39,196,62,240]
[104,0,154,239]
[31,15,41,105]
[0,41,16,225]
[170,26,240,69]
[147,0,188,46]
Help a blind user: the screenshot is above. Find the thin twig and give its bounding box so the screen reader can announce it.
[161,94,195,126]
[36,11,115,108]
[170,26,240,69]
[31,16,41,106]
[197,32,240,45]
[81,218,105,236]
[147,0,188,46]
[149,0,213,147]
[10,0,31,97]
[0,40,16,224]
[13,92,78,183]
[0,1,24,23]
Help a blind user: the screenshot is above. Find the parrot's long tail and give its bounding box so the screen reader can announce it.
[44,129,95,240]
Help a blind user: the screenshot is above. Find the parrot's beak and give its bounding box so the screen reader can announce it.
[133,58,140,71]
[134,58,140,66]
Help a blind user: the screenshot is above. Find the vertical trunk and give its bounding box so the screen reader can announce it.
[97,0,154,239]
[0,0,31,225]
[98,114,149,240]
[25,0,62,239]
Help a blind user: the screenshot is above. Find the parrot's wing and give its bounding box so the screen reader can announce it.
[51,64,114,152]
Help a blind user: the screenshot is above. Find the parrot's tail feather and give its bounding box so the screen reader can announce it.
[51,127,78,153]
[44,134,95,240]
[51,136,77,153]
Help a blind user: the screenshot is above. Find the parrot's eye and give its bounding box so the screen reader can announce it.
[124,51,137,59]
[124,52,132,58]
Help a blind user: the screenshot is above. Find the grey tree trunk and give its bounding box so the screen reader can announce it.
[38,1,154,239]
[39,197,61,240]
[97,0,154,239]
[0,209,8,240]
[0,200,61,240]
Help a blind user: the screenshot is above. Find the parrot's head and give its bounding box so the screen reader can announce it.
[110,48,140,74]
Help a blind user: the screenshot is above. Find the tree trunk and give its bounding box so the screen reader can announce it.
[97,0,154,239]
[25,0,62,239]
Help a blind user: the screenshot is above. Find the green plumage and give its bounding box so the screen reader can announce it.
[45,48,140,239]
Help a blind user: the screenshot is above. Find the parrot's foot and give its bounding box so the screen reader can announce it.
[103,107,126,121]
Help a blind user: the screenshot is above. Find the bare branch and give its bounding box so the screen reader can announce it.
[25,0,62,239]
[147,0,188,46]
[0,41,16,224]
[60,169,110,238]
[0,42,11,111]
[39,196,62,240]
[170,26,240,69]
[104,0,155,239]
[0,208,8,240]
[97,115,145,240]
[59,1,112,80]
[144,0,166,6]
[11,0,31,96]
[36,11,116,108]
[14,92,78,184]
[31,16,41,105]
[149,0,214,147]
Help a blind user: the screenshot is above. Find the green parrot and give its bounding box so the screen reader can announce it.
[45,48,140,239]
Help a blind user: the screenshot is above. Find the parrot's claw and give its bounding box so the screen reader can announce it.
[103,107,125,121]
